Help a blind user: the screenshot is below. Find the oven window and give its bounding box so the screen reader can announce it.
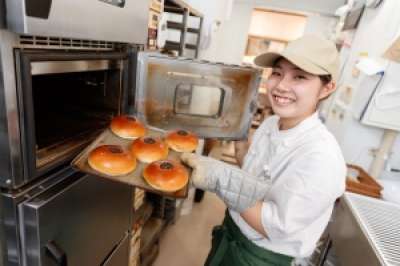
[32,69,122,168]
[174,84,225,118]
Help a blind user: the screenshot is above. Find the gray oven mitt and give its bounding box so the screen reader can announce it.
[181,153,271,213]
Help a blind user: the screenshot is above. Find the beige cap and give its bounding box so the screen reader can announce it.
[254,35,340,82]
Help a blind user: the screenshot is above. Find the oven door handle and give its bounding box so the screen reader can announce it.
[45,241,67,266]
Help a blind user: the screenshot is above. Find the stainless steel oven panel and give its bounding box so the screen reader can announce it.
[134,52,262,140]
[1,190,23,266]
[4,0,150,44]
[102,233,129,266]
[0,30,25,189]
[0,0,5,29]
[19,168,132,266]
[0,167,79,266]
[0,196,6,266]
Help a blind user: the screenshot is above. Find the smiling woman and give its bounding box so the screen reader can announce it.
[266,58,336,129]
[256,35,339,129]
[179,35,346,266]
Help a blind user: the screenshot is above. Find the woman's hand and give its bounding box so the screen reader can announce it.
[180,152,209,190]
[234,140,250,167]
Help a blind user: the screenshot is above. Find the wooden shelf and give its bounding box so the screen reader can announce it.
[166,21,184,30]
[187,27,200,34]
[140,218,164,254]
[132,201,153,226]
[164,5,184,14]
[141,243,159,266]
[163,0,203,58]
[185,43,197,50]
[165,41,198,51]
[164,0,203,17]
[166,21,201,35]
[164,40,180,51]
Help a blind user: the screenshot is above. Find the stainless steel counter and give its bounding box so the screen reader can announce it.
[331,192,400,266]
[0,199,4,266]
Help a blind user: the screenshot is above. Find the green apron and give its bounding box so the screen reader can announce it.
[205,211,293,266]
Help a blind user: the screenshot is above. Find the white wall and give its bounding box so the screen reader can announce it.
[303,14,338,38]
[194,0,254,64]
[179,0,341,64]
[251,1,340,41]
[184,0,231,22]
[249,10,307,41]
[237,0,346,16]
[194,1,340,64]
[324,0,400,174]
[183,0,234,61]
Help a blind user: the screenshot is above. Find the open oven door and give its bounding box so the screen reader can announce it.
[133,52,262,140]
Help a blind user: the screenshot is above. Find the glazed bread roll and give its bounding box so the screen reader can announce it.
[88,145,136,176]
[131,136,169,163]
[165,130,199,152]
[143,160,189,192]
[110,115,146,139]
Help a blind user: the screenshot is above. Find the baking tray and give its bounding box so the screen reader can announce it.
[71,128,190,198]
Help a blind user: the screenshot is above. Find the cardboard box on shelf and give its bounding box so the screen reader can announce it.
[150,0,163,13]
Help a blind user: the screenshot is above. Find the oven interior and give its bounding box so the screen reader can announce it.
[31,66,124,168]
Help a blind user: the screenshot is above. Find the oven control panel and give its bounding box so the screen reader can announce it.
[6,0,148,43]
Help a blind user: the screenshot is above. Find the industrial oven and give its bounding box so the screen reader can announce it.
[0,1,261,265]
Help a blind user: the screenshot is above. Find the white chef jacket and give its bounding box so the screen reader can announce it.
[229,112,346,258]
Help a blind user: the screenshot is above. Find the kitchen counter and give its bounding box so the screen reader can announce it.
[331,192,400,266]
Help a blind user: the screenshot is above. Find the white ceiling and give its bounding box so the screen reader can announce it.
[235,0,347,15]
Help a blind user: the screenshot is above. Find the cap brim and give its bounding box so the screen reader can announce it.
[254,52,281,68]
[254,51,330,76]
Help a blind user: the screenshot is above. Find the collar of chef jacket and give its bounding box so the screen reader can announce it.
[267,112,321,146]
[243,112,321,179]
